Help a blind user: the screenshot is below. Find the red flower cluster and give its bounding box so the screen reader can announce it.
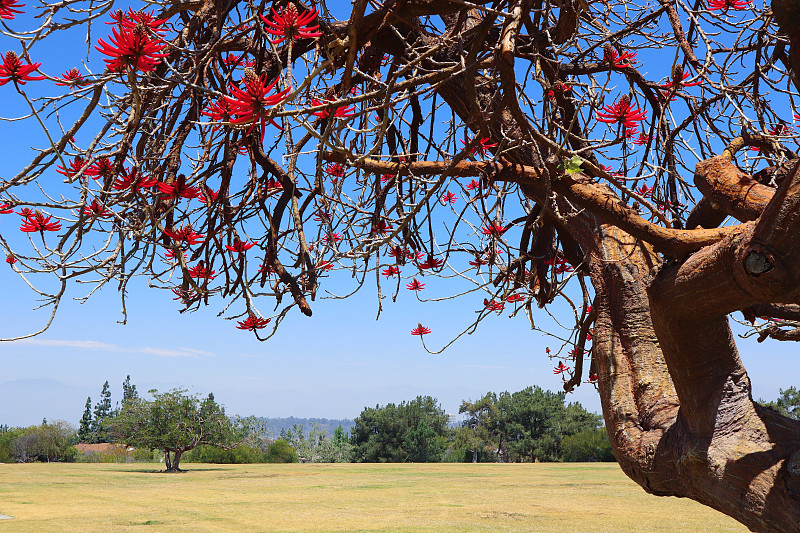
[156,175,201,201]
[260,2,322,45]
[163,224,204,246]
[596,95,647,134]
[201,98,234,130]
[484,299,505,312]
[56,68,89,87]
[316,260,333,272]
[553,361,570,374]
[466,179,481,191]
[410,323,431,336]
[547,82,571,100]
[20,210,61,232]
[85,157,115,180]
[0,202,13,214]
[440,192,458,205]
[325,163,346,177]
[5,254,16,265]
[323,232,342,244]
[113,168,157,193]
[406,278,425,291]
[417,256,443,270]
[462,137,498,157]
[635,184,653,197]
[481,223,507,237]
[544,254,574,274]
[708,0,750,9]
[96,10,169,73]
[309,97,354,119]
[237,314,271,331]
[187,263,215,280]
[57,156,87,178]
[82,199,113,218]
[373,220,393,235]
[505,293,525,303]
[225,239,256,253]
[382,266,400,277]
[225,70,290,139]
[0,0,23,20]
[0,51,44,86]
[602,44,637,69]
[314,209,332,223]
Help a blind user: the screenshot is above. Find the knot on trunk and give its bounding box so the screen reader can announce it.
[744,249,773,276]
[788,450,800,480]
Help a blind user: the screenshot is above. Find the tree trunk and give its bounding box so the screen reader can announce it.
[171,451,183,472]
[472,447,478,463]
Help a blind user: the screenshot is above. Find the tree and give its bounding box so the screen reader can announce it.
[350,396,448,462]
[121,375,139,407]
[760,387,800,420]
[3,0,800,529]
[109,389,250,472]
[91,381,113,443]
[78,396,93,443]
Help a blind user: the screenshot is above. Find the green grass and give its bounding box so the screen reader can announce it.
[0,462,748,532]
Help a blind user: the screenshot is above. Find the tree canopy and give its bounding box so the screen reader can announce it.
[109,388,249,471]
[1,0,800,529]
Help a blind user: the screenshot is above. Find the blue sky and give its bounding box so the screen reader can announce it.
[1,2,798,429]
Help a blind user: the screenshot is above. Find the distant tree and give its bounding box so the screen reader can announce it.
[78,397,93,443]
[561,428,615,462]
[91,381,113,443]
[458,393,498,463]
[11,421,77,463]
[109,389,250,472]
[263,439,299,464]
[281,423,351,462]
[761,387,800,420]
[121,375,139,406]
[351,396,448,463]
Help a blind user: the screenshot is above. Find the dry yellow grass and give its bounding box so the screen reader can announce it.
[0,462,747,532]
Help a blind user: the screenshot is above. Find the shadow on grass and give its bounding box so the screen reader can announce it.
[105,466,229,473]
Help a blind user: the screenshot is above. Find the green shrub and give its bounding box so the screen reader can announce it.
[264,439,299,463]
[183,444,266,464]
[561,428,615,462]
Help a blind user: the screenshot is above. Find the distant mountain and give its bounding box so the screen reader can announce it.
[254,416,355,438]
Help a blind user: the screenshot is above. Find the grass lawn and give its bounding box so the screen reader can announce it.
[0,462,747,532]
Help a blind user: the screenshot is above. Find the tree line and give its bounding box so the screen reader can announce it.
[4,379,798,467]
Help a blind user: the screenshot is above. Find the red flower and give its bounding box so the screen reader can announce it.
[314,209,332,223]
[112,168,157,193]
[406,278,425,291]
[708,0,750,9]
[388,246,404,258]
[316,260,333,271]
[325,163,346,177]
[602,44,637,69]
[481,223,507,237]
[157,175,201,201]
[553,361,570,374]
[768,123,793,136]
[547,82,571,99]
[0,203,13,214]
[56,156,87,178]
[406,249,424,261]
[225,239,256,253]
[587,329,593,341]
[95,20,168,73]
[265,178,282,191]
[85,157,115,180]
[5,254,16,264]
[201,97,234,130]
[381,174,394,183]
[163,225,204,246]
[309,97,354,119]
[187,263,216,280]
[323,232,342,244]
[417,256,443,270]
[632,132,651,146]
[222,53,240,67]
[0,51,44,86]
[198,189,219,204]
[505,293,525,303]
[635,184,653,197]
[163,248,186,262]
[484,299,505,312]
[440,192,458,205]
[20,210,61,232]
[0,0,24,20]
[469,256,487,267]
[373,220,393,235]
[466,179,481,191]
[260,2,322,45]
[596,95,647,132]
[236,314,271,331]
[587,373,599,384]
[17,207,32,218]
[382,266,400,277]
[462,137,498,157]
[226,70,290,139]
[56,68,89,87]
[660,66,702,92]
[410,323,431,336]
[82,199,113,218]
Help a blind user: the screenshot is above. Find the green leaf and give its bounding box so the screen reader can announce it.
[565,156,583,174]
